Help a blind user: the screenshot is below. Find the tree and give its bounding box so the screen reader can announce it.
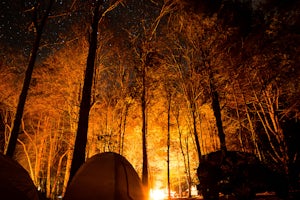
[69,0,124,183]
[5,0,54,158]
[221,0,300,173]
[0,50,23,152]
[68,0,103,182]
[167,93,171,199]
[14,36,87,197]
[123,1,181,193]
[163,9,206,161]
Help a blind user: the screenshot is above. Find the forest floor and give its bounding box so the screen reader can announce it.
[170,197,296,200]
[169,191,300,200]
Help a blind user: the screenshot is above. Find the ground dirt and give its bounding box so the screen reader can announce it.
[170,191,300,200]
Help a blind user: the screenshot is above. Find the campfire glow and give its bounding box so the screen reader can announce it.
[150,188,166,200]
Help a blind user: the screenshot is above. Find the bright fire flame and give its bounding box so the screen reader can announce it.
[150,188,166,200]
[150,188,177,200]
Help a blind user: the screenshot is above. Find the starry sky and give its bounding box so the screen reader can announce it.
[1,1,33,53]
[0,0,91,59]
[0,0,162,61]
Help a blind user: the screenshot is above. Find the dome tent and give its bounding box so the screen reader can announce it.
[64,152,146,200]
[0,153,39,200]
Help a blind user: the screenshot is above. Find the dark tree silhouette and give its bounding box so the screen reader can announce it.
[68,0,103,183]
[208,70,227,152]
[68,0,123,183]
[5,0,54,158]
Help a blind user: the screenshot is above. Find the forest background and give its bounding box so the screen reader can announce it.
[0,0,299,199]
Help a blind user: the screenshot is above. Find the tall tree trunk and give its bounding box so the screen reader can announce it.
[68,1,102,183]
[237,79,262,159]
[62,148,73,196]
[191,101,202,161]
[17,139,34,180]
[231,81,245,151]
[36,134,45,188]
[185,137,192,198]
[34,116,43,186]
[5,0,54,158]
[62,105,78,196]
[2,109,13,152]
[119,103,129,155]
[46,118,58,198]
[174,108,189,196]
[209,71,227,152]
[21,120,35,181]
[167,94,171,199]
[141,60,149,191]
[46,129,53,198]
[51,151,67,198]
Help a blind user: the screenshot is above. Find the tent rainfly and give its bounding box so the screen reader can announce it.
[64,152,146,200]
[0,153,39,200]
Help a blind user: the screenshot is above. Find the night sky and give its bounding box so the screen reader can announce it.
[0,0,162,61]
[1,1,33,54]
[0,0,91,59]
